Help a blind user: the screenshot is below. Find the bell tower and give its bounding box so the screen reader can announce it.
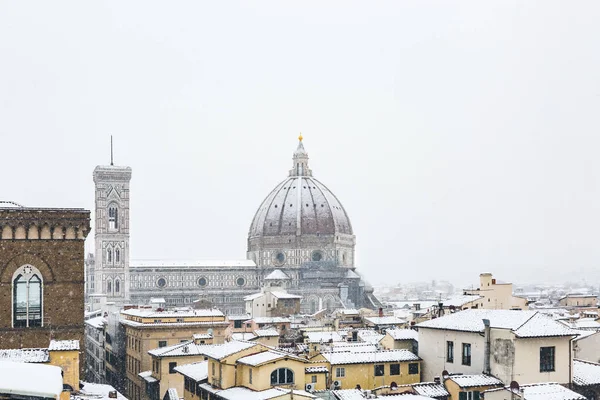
[93,153,132,303]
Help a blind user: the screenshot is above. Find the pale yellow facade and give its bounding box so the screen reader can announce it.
[121,308,228,400]
[444,379,502,400]
[464,273,528,310]
[151,353,208,400]
[237,357,308,391]
[559,295,598,308]
[310,355,421,390]
[48,349,79,392]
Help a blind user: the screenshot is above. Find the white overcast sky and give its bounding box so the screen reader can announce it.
[1,1,599,288]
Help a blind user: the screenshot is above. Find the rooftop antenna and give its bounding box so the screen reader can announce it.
[110,135,114,166]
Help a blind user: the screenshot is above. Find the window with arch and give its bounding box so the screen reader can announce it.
[107,279,112,294]
[108,206,119,230]
[115,248,120,263]
[13,265,43,328]
[115,280,120,293]
[107,248,112,263]
[270,368,294,385]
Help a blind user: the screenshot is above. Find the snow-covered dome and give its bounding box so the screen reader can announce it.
[248,136,353,238]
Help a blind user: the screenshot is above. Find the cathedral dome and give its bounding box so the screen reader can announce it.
[248,137,353,239]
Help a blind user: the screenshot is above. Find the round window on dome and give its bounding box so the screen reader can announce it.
[272,251,286,266]
[198,277,208,287]
[236,277,246,286]
[157,278,167,288]
[312,251,324,262]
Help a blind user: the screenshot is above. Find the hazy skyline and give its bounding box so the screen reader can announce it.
[1,1,599,288]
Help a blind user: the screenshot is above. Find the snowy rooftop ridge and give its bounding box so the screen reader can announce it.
[174,361,209,382]
[320,349,420,365]
[201,341,258,360]
[131,260,256,268]
[573,359,600,386]
[122,307,224,319]
[48,340,79,351]
[0,348,49,363]
[448,374,504,388]
[386,328,419,341]
[417,309,579,338]
[0,361,62,399]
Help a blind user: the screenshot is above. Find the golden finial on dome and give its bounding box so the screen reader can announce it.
[298,132,303,142]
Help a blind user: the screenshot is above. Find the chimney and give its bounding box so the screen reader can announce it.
[483,318,491,374]
[378,308,383,317]
[108,391,118,399]
[434,376,441,384]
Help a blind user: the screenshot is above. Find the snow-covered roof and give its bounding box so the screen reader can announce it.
[201,341,258,360]
[305,366,328,373]
[254,329,279,337]
[357,330,385,344]
[448,374,504,388]
[48,339,79,351]
[306,331,343,343]
[386,329,418,341]
[443,295,483,307]
[0,348,49,363]
[174,361,208,382]
[121,320,229,328]
[417,310,578,338]
[573,359,600,386]
[335,309,360,316]
[332,389,430,400]
[231,333,256,341]
[320,349,419,365]
[77,382,127,400]
[138,371,157,383]
[364,316,406,325]
[228,314,251,321]
[85,316,106,329]
[487,383,587,400]
[244,293,263,301]
[166,388,178,400]
[236,350,300,367]
[122,307,224,319]
[345,270,360,279]
[264,269,290,280]
[197,384,315,400]
[412,382,450,397]
[131,260,256,268]
[0,361,62,399]
[193,333,213,340]
[271,291,302,299]
[148,340,210,357]
[250,317,291,324]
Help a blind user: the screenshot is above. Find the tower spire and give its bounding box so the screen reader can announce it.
[289,133,312,177]
[110,136,114,166]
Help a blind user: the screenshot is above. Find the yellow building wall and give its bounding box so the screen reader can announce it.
[253,336,279,347]
[444,379,500,400]
[154,354,208,399]
[48,350,79,390]
[380,335,414,351]
[208,344,265,389]
[324,361,421,390]
[236,358,307,391]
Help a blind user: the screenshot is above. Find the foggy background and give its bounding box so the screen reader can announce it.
[1,1,599,288]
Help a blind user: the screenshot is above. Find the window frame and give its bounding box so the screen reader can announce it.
[540,346,555,372]
[335,367,345,378]
[408,363,419,375]
[462,343,471,366]
[390,363,400,376]
[169,362,177,374]
[374,364,385,377]
[270,368,294,385]
[12,264,44,328]
[447,341,454,363]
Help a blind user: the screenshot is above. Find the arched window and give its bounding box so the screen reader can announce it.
[107,280,112,294]
[108,206,118,230]
[115,248,120,263]
[107,248,112,263]
[115,280,120,293]
[13,265,43,328]
[270,368,294,385]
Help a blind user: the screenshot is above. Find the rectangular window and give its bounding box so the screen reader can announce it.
[447,341,454,363]
[462,343,471,366]
[212,362,215,376]
[249,369,253,384]
[335,367,345,378]
[408,363,419,375]
[311,375,317,383]
[158,340,167,348]
[374,364,384,376]
[390,363,400,376]
[169,362,177,374]
[234,320,242,329]
[540,346,555,372]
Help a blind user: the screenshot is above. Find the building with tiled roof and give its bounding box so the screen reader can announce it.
[417,309,578,385]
